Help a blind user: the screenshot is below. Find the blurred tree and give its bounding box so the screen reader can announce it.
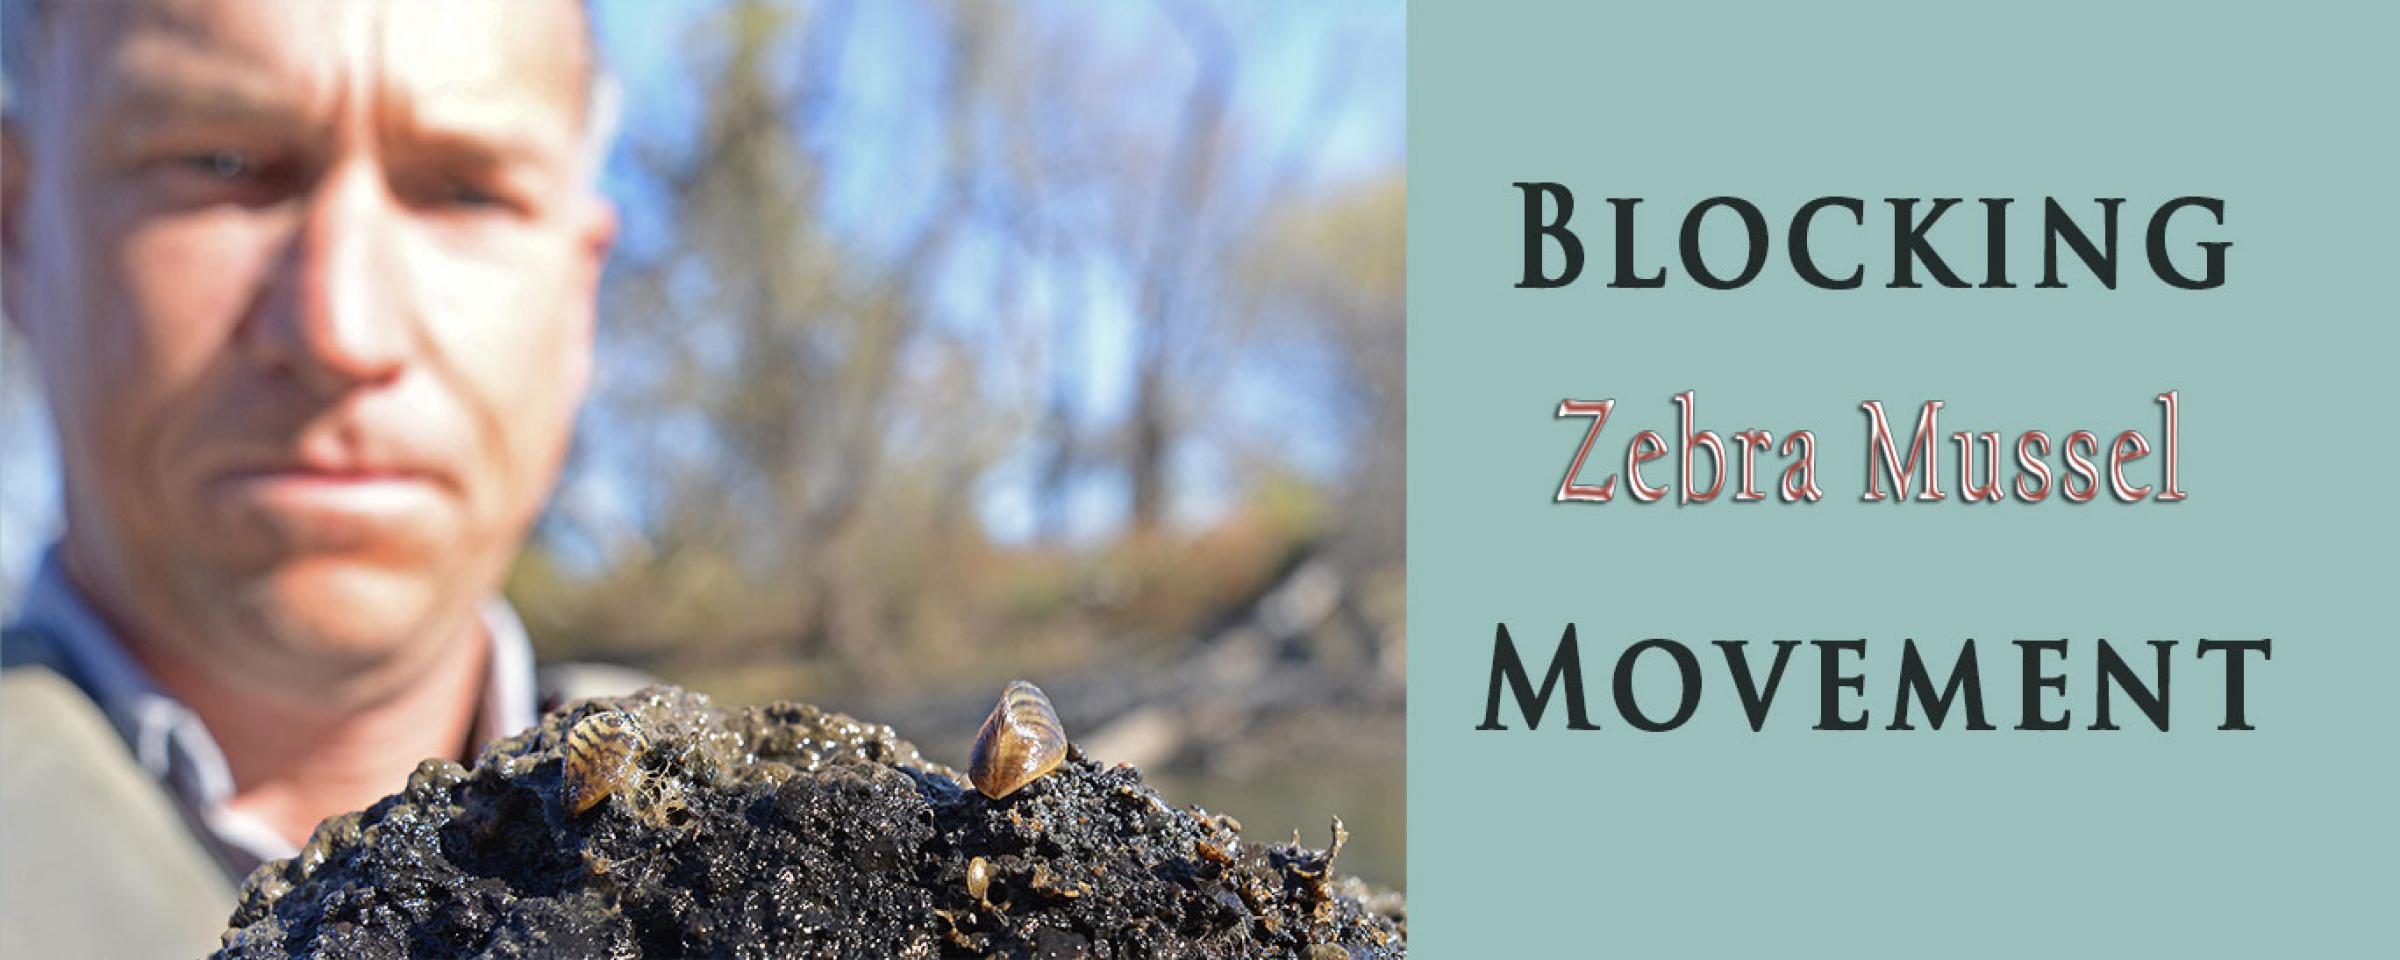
[492,0,1404,749]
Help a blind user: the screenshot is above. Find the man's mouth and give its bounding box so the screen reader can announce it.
[210,466,451,524]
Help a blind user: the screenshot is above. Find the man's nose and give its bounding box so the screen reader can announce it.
[246,162,412,391]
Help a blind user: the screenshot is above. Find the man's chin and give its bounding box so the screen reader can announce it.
[231,558,470,670]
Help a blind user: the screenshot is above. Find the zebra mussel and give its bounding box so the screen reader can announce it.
[967,680,1068,799]
[561,710,649,815]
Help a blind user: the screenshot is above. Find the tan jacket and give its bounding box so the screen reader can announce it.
[0,625,648,958]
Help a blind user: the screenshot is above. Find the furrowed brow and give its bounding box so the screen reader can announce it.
[380,93,581,181]
[90,34,314,159]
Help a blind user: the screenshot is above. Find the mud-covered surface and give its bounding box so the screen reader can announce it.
[213,687,1405,959]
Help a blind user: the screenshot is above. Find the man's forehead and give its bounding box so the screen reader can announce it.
[39,0,592,134]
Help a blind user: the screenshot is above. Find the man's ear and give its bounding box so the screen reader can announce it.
[579,193,618,272]
[3,117,26,335]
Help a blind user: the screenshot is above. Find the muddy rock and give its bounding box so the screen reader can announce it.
[213,686,1405,959]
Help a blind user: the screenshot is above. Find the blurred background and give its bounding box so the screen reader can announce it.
[0,0,1404,886]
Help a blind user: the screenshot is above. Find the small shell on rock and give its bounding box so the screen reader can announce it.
[968,680,1068,799]
[965,856,993,901]
[562,710,648,815]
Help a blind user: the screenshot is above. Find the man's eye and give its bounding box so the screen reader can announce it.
[176,149,254,181]
[443,181,503,208]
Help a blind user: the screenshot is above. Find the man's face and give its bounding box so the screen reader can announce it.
[2,0,612,696]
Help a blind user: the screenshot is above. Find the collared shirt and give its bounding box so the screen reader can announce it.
[6,547,539,879]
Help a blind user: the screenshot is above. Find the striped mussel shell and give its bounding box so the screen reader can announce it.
[967,680,1068,799]
[561,710,648,815]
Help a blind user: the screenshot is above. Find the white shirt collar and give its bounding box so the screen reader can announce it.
[13,547,540,875]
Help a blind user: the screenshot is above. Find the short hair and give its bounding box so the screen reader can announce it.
[1,0,605,121]
[0,0,614,181]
